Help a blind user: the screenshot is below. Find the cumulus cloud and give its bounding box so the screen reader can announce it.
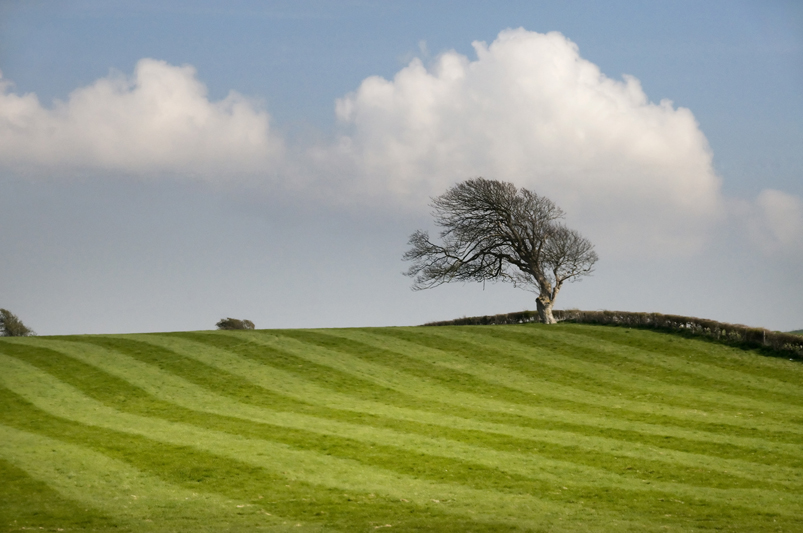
[745,189,803,254]
[0,59,282,177]
[325,28,725,256]
[3,31,795,261]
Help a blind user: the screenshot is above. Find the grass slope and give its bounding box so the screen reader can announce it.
[1,324,801,532]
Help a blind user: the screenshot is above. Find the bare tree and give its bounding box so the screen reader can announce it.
[0,308,35,337]
[403,178,598,324]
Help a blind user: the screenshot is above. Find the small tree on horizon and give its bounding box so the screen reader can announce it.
[403,178,598,324]
[216,317,255,330]
[0,308,35,337]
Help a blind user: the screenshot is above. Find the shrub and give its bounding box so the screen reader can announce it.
[216,318,255,330]
[0,309,35,337]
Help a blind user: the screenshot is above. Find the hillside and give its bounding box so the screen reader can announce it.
[1,324,802,532]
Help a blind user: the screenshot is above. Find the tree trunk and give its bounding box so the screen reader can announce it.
[536,296,556,324]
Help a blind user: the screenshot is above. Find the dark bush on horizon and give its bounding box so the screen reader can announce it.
[216,318,255,330]
[0,308,35,337]
[423,309,803,359]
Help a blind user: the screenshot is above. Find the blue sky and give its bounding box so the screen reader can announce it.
[1,1,801,334]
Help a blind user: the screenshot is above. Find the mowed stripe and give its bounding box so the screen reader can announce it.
[6,339,800,496]
[0,424,321,532]
[0,353,647,531]
[1,324,801,532]
[68,332,800,480]
[87,335,803,484]
[554,324,803,386]
[2,356,801,532]
[0,391,544,532]
[136,332,800,465]
[0,457,118,531]
[342,327,803,427]
[499,325,803,401]
[2,344,802,509]
[405,326,803,415]
[3,341,798,515]
[307,328,803,457]
[242,329,803,447]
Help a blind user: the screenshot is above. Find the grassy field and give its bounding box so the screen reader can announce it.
[1,324,802,532]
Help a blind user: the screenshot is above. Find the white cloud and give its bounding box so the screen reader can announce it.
[746,189,803,253]
[0,59,282,177]
[327,28,725,257]
[3,31,796,263]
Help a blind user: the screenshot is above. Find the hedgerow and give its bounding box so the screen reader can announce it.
[423,310,803,359]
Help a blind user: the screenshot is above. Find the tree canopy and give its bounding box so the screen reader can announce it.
[0,308,35,337]
[403,178,598,323]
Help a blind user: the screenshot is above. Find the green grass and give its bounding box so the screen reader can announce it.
[1,324,801,532]
[789,329,803,336]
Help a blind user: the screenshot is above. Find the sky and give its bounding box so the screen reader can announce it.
[1,0,801,335]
